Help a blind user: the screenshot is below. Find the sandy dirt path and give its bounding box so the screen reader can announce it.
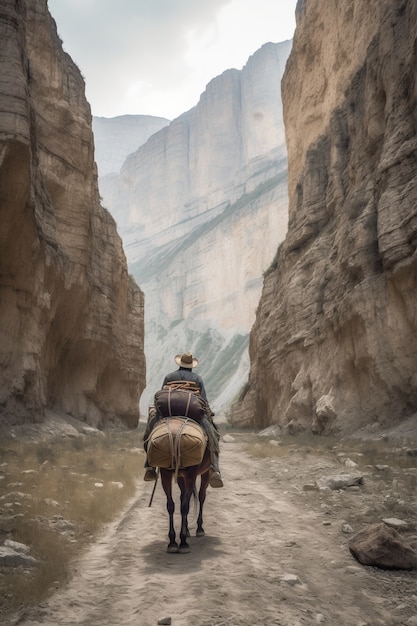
[13,433,417,626]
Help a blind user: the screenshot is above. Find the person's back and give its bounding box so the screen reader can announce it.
[163,366,208,402]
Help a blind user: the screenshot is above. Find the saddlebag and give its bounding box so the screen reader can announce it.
[146,417,207,469]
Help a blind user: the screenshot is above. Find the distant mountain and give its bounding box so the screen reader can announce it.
[92,115,170,176]
[98,41,292,413]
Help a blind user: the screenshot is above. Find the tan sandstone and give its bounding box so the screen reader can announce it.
[231,0,417,434]
[0,0,145,427]
[100,42,291,410]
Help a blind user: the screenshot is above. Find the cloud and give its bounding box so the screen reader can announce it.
[48,0,296,119]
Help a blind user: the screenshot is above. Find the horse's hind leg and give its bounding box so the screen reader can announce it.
[179,490,193,553]
[197,471,210,537]
[161,471,178,553]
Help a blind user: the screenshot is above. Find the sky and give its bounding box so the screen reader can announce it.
[47,0,297,121]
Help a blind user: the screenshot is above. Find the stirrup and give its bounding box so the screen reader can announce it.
[144,467,157,482]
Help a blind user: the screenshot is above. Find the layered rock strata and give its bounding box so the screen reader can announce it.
[92,115,170,177]
[100,41,291,409]
[231,0,417,434]
[0,0,145,427]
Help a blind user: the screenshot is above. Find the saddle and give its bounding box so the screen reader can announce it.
[146,417,208,469]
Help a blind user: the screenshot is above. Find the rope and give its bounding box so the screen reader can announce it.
[146,415,208,482]
[165,386,193,419]
[166,419,175,468]
[157,416,190,480]
[173,417,190,482]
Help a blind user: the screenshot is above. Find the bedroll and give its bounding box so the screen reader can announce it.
[154,387,207,423]
[146,417,208,469]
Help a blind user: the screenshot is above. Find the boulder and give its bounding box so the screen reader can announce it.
[0,546,38,568]
[349,523,417,570]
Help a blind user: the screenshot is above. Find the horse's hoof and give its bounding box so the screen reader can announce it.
[167,543,179,554]
[196,528,205,537]
[179,544,190,554]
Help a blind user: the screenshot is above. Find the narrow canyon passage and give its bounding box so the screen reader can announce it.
[13,434,416,626]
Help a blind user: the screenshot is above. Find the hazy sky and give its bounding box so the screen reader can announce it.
[48,0,297,120]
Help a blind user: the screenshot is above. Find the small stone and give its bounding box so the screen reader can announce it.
[281,573,301,586]
[344,459,358,468]
[44,498,59,507]
[316,474,364,491]
[316,614,325,623]
[4,539,30,554]
[342,524,354,534]
[303,483,317,491]
[110,481,124,489]
[222,434,235,443]
[94,482,104,488]
[375,465,389,471]
[0,514,24,532]
[382,518,409,530]
[158,617,172,625]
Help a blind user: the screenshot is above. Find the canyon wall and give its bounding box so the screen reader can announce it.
[100,41,291,410]
[92,115,170,177]
[231,0,417,435]
[0,0,145,427]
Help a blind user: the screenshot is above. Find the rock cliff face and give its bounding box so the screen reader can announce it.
[0,0,145,427]
[231,0,417,434]
[92,115,170,177]
[100,41,291,410]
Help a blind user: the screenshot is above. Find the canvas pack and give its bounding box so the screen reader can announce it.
[147,417,207,469]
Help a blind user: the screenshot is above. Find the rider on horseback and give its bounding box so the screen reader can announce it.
[144,351,224,488]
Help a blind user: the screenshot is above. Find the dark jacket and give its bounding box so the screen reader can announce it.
[162,367,208,402]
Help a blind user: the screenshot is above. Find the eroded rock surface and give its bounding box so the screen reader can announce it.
[231,0,417,433]
[92,115,170,177]
[0,0,145,427]
[100,41,292,410]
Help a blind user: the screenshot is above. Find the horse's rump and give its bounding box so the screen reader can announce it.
[147,417,207,469]
[154,387,206,423]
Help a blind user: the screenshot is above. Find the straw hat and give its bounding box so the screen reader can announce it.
[175,351,199,369]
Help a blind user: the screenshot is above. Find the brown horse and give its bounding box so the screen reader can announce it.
[160,445,212,553]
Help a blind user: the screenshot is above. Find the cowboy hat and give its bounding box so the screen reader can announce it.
[175,351,199,369]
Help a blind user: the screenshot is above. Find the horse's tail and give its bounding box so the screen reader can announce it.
[191,484,198,516]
